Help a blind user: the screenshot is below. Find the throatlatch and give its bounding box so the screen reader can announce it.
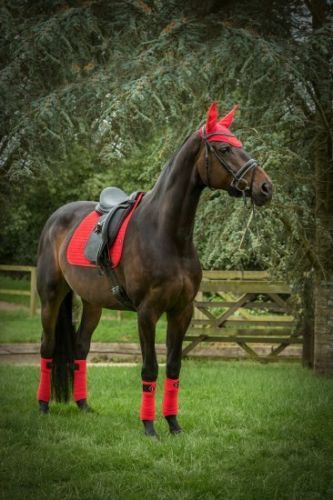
[140,381,156,421]
[37,357,52,402]
[162,378,180,416]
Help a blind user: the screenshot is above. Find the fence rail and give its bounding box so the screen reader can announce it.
[184,270,301,360]
[0,265,37,316]
[0,266,302,361]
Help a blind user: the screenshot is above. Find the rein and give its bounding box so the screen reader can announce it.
[202,127,258,207]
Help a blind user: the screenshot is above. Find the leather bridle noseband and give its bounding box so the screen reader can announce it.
[202,127,258,204]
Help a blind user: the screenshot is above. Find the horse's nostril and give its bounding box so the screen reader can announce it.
[261,182,271,196]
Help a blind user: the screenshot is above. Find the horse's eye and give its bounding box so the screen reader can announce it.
[219,146,231,154]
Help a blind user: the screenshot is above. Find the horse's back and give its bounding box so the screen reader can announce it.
[38,201,94,249]
[42,201,95,231]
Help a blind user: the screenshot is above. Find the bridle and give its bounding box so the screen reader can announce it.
[201,127,258,205]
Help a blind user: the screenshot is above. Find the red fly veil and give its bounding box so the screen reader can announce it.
[200,102,242,147]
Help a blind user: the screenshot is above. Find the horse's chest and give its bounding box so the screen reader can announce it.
[123,229,201,309]
[178,272,199,302]
[158,266,200,309]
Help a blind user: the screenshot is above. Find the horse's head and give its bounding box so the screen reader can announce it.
[195,102,272,206]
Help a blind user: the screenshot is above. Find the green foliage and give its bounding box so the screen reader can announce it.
[1,143,99,264]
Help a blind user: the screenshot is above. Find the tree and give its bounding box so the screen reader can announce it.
[0,0,332,372]
[305,0,333,374]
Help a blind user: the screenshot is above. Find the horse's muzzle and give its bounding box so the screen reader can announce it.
[253,181,273,206]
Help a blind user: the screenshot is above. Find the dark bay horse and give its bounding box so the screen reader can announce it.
[36,103,272,436]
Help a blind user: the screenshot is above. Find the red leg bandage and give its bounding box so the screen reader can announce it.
[140,381,156,421]
[37,357,52,402]
[73,360,87,401]
[162,378,180,416]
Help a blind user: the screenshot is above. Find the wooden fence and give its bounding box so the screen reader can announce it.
[0,265,38,316]
[183,270,302,360]
[0,266,302,361]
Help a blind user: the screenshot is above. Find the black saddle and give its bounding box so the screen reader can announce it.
[84,187,143,311]
[85,187,140,267]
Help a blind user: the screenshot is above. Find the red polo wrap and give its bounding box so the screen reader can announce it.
[162,378,180,416]
[140,381,157,421]
[73,359,87,401]
[37,357,52,402]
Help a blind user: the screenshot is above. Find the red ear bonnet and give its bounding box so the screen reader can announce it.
[219,104,239,128]
[206,102,218,133]
[200,103,242,147]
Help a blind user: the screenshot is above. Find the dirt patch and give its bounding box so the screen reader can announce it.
[0,341,302,364]
[0,301,28,311]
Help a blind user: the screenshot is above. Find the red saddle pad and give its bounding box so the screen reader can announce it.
[66,193,144,268]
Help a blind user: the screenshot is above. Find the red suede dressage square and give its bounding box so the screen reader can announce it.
[67,211,100,268]
[66,193,144,268]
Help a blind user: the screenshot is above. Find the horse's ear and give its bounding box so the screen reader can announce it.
[219,104,240,128]
[206,102,218,132]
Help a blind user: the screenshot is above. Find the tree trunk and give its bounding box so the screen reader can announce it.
[314,277,333,374]
[310,0,333,375]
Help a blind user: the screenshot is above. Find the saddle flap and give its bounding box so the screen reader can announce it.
[84,199,135,266]
[84,230,103,264]
[84,213,108,264]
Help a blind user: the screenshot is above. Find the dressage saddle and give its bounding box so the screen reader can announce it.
[84,187,142,311]
[84,187,139,267]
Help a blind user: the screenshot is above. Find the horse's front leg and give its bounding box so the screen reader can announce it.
[137,307,160,437]
[164,303,193,434]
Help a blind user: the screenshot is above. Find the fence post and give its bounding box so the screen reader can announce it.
[30,267,37,316]
[302,272,314,368]
[194,291,205,320]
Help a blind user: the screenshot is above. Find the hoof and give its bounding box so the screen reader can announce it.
[170,428,182,435]
[142,420,159,439]
[76,399,93,412]
[38,400,49,415]
[165,415,182,435]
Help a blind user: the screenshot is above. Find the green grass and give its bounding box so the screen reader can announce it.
[0,274,31,306]
[0,275,166,343]
[0,275,30,290]
[0,362,333,499]
[0,308,166,344]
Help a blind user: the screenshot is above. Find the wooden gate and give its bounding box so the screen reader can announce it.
[183,271,302,360]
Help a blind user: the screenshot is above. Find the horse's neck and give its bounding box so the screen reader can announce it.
[147,135,204,247]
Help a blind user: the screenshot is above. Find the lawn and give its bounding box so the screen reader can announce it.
[0,361,333,499]
[0,275,165,343]
[0,308,167,344]
[0,274,32,306]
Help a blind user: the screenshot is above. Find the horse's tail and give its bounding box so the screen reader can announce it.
[52,291,76,402]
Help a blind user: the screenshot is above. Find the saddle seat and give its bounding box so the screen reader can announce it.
[96,187,132,215]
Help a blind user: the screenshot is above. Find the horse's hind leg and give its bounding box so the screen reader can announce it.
[73,300,102,411]
[38,276,69,414]
[164,304,193,434]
